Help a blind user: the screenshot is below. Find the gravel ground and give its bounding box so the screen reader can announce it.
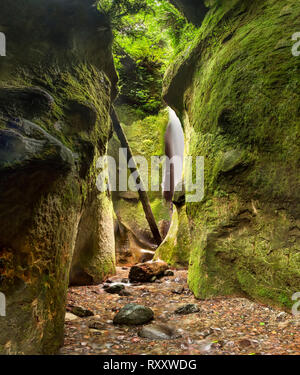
[60,267,300,355]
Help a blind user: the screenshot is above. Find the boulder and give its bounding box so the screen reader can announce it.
[129,261,169,282]
[113,304,154,326]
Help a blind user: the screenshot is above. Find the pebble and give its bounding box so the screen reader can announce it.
[175,304,200,315]
[68,306,94,318]
[172,286,184,295]
[138,323,181,340]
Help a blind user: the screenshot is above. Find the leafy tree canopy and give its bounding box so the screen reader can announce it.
[97,0,198,114]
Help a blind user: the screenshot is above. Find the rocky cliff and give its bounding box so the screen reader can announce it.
[162,0,300,309]
[0,0,117,354]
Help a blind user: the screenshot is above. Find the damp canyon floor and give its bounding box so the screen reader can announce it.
[60,267,300,355]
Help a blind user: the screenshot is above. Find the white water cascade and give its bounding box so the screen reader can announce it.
[162,107,185,203]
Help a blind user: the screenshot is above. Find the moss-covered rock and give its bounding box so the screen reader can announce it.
[0,0,117,354]
[163,0,300,309]
[154,205,191,268]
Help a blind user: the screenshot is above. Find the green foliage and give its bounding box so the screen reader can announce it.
[100,0,198,115]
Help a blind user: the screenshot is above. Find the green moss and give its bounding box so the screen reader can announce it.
[164,0,300,310]
[155,205,191,267]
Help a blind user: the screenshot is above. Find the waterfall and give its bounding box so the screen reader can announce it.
[162,107,185,202]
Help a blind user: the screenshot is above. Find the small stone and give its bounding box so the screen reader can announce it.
[88,320,104,330]
[150,276,157,282]
[69,306,94,318]
[172,286,184,295]
[119,290,131,296]
[164,270,174,277]
[113,304,154,326]
[238,339,252,348]
[199,328,213,338]
[105,284,125,294]
[121,278,129,284]
[65,312,79,322]
[89,329,102,335]
[138,323,181,340]
[276,312,287,321]
[175,304,200,315]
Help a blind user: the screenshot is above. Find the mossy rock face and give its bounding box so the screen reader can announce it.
[0,0,117,354]
[154,205,191,268]
[164,0,300,309]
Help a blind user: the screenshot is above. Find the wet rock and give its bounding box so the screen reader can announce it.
[164,270,174,277]
[129,261,168,282]
[138,323,181,340]
[0,119,74,173]
[113,304,154,325]
[104,284,125,294]
[175,304,200,315]
[0,87,54,120]
[69,306,94,318]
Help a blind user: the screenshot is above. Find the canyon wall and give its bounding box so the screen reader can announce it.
[0,0,117,354]
[163,0,300,309]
